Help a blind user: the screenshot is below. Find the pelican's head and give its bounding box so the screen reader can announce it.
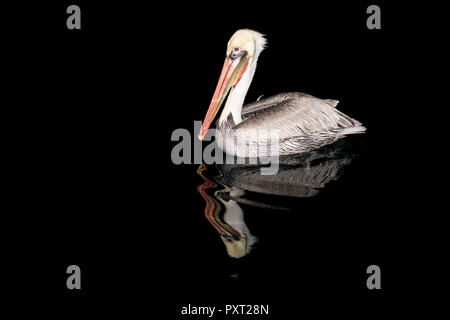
[226,29,266,63]
[198,29,266,140]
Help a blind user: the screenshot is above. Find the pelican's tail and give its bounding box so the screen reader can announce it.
[339,121,367,137]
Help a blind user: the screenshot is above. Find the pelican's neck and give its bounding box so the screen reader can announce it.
[218,60,256,126]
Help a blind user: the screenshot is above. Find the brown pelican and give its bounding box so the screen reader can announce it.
[199,29,366,157]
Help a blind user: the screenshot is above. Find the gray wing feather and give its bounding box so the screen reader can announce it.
[241,93,298,119]
[236,92,358,140]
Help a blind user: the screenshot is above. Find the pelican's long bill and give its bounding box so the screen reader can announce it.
[198,54,249,140]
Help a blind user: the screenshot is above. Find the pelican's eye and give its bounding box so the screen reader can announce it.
[229,49,247,59]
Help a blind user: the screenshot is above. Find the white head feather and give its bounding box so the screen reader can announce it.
[226,29,267,63]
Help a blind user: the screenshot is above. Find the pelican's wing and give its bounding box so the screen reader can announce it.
[236,92,362,140]
[242,93,339,119]
[242,93,294,119]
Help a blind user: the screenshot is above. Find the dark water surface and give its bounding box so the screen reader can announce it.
[2,1,448,306]
[170,135,449,301]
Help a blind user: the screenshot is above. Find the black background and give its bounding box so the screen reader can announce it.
[2,0,449,311]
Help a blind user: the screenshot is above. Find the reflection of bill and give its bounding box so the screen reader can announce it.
[197,164,257,259]
[196,164,241,241]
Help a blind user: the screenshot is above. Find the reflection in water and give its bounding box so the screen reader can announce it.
[197,164,241,240]
[197,138,364,258]
[216,188,258,258]
[197,164,255,258]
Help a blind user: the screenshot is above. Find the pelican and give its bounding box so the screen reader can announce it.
[199,29,366,157]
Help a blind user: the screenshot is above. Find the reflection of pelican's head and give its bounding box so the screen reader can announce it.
[216,188,257,259]
[220,235,248,259]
